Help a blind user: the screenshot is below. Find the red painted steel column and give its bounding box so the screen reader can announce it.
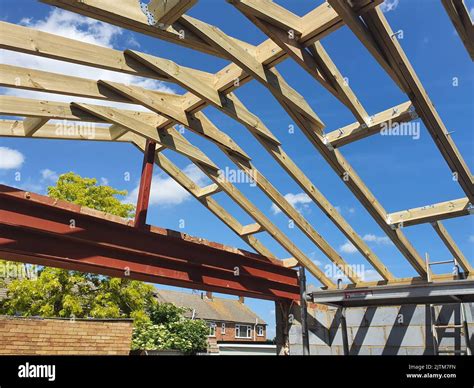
[134,139,156,228]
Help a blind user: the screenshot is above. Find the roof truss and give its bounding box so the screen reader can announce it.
[0,0,472,292]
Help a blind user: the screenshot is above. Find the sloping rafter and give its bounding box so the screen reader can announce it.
[441,0,474,61]
[431,221,473,274]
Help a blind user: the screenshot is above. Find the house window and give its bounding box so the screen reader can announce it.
[257,325,264,337]
[221,322,226,335]
[209,322,216,337]
[235,324,252,339]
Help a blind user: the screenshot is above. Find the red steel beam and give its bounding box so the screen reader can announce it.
[134,139,156,228]
[0,185,299,301]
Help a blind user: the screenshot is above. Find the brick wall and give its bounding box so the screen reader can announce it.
[0,316,133,355]
[209,322,267,342]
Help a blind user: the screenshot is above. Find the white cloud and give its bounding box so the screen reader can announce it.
[125,164,209,207]
[339,241,357,254]
[0,147,25,169]
[362,233,392,245]
[100,177,109,186]
[1,9,175,109]
[469,235,474,243]
[40,168,59,182]
[380,0,400,13]
[271,192,311,215]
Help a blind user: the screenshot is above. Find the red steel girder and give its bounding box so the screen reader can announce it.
[0,185,300,301]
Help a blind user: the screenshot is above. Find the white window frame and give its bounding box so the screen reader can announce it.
[221,322,226,335]
[257,325,264,337]
[208,321,216,337]
[235,324,252,339]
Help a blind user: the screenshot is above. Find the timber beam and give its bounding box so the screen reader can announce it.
[441,0,474,61]
[387,198,472,227]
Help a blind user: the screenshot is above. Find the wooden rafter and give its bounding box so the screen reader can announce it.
[431,221,473,274]
[230,0,370,124]
[147,0,197,26]
[441,0,474,61]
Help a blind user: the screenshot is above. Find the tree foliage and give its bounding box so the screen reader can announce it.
[48,172,134,218]
[132,303,208,354]
[0,268,155,323]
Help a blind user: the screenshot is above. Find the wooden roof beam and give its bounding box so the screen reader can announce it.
[230,0,370,124]
[147,0,197,26]
[387,198,472,227]
[441,0,474,61]
[431,221,473,274]
[40,0,220,57]
[178,15,325,132]
[227,0,303,34]
[23,117,49,137]
[324,101,415,148]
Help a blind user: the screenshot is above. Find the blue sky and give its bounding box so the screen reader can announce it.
[0,0,473,338]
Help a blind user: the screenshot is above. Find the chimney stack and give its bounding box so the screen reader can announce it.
[206,291,213,300]
[238,296,245,304]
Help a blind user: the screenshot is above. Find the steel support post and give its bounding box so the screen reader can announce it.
[134,139,156,228]
[299,266,310,355]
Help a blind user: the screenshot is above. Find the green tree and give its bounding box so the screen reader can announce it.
[0,172,152,321]
[48,172,134,218]
[131,303,208,354]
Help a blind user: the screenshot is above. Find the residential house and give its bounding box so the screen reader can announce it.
[154,289,272,354]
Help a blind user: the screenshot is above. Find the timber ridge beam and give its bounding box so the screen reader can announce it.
[0,0,472,292]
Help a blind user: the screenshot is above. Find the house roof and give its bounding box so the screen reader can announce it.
[154,289,266,325]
